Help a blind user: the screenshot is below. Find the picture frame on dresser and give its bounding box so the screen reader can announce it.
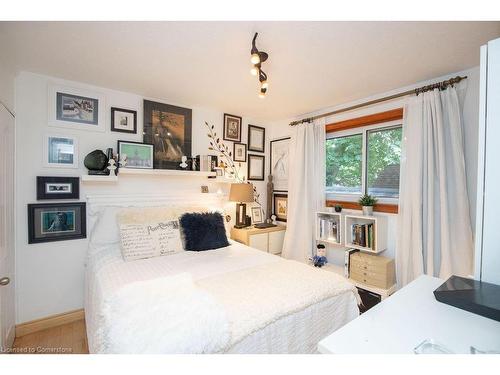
[111,107,137,134]
[248,124,265,153]
[36,176,80,200]
[247,154,265,181]
[273,193,288,222]
[48,84,105,132]
[28,202,86,244]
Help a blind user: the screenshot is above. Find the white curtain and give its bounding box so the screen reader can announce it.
[281,118,326,262]
[396,87,473,286]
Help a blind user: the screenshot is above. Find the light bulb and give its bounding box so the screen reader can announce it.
[250,66,258,76]
[250,53,260,65]
[259,91,266,99]
[261,80,268,90]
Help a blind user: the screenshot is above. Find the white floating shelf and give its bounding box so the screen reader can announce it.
[211,177,238,184]
[316,211,342,245]
[81,175,118,183]
[119,168,216,177]
[344,214,387,254]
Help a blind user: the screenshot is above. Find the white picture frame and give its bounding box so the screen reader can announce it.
[251,206,264,224]
[44,134,79,169]
[270,137,290,191]
[48,83,106,132]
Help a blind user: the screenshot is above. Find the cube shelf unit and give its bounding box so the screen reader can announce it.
[344,214,387,254]
[316,212,342,246]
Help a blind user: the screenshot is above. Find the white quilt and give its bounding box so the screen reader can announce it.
[85,241,359,354]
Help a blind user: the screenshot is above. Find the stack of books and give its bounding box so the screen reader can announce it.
[195,155,218,172]
[351,223,375,249]
[318,218,339,243]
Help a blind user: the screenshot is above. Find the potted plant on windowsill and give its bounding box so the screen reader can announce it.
[358,194,377,216]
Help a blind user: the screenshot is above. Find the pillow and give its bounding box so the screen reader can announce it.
[119,220,184,261]
[179,212,230,251]
[117,205,213,225]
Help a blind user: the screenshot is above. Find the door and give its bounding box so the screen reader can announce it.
[0,103,15,349]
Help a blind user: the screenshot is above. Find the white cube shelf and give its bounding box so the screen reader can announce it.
[316,211,342,245]
[344,214,387,254]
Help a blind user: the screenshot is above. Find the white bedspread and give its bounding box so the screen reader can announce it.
[85,241,359,354]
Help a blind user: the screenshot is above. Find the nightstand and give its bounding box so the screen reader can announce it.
[230,225,286,255]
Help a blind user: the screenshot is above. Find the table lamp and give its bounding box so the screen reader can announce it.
[229,183,254,228]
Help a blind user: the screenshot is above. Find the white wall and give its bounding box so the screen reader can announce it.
[15,72,270,323]
[268,67,481,267]
[0,63,15,114]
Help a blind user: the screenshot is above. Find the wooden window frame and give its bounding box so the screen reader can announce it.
[325,108,403,214]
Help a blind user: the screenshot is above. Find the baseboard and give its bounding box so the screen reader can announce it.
[15,309,84,338]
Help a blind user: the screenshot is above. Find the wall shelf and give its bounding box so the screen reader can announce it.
[316,211,342,245]
[344,214,387,254]
[81,175,118,183]
[119,168,216,177]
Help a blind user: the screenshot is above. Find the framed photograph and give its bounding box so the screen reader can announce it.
[233,143,247,162]
[251,206,264,224]
[117,140,154,169]
[223,113,242,142]
[28,202,86,244]
[273,193,288,222]
[44,134,78,168]
[111,107,137,134]
[270,137,291,191]
[37,176,80,200]
[247,154,265,181]
[143,100,192,170]
[248,125,265,153]
[48,84,105,132]
[214,167,224,177]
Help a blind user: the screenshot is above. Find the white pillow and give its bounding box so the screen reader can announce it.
[119,220,184,261]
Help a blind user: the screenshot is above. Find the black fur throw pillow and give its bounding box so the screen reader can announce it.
[179,212,230,251]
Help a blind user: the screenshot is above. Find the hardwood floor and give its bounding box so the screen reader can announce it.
[12,319,89,354]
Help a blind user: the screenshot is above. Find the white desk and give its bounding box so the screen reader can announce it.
[318,275,500,354]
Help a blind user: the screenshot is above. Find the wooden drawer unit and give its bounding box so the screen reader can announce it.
[349,252,395,289]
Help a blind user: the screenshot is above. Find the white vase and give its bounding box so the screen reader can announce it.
[362,206,373,216]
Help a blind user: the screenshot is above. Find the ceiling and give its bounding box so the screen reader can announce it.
[1,21,499,121]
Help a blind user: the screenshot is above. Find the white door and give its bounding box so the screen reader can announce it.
[0,103,15,349]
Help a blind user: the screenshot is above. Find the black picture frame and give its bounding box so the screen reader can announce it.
[117,140,154,169]
[223,113,242,142]
[233,143,247,162]
[248,124,266,153]
[36,176,80,200]
[247,154,265,181]
[273,193,288,222]
[28,202,87,244]
[143,100,192,170]
[111,107,137,134]
[270,137,291,192]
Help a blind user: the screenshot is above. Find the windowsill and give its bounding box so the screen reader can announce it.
[325,199,399,214]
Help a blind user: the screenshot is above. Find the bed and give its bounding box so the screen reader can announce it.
[84,194,359,354]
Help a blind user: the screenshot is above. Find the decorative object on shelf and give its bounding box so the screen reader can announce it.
[143,100,192,170]
[84,149,109,175]
[270,137,290,191]
[273,193,288,222]
[251,206,264,224]
[27,202,86,244]
[179,155,188,170]
[317,212,340,244]
[233,143,247,162]
[214,167,224,177]
[229,183,254,228]
[249,32,269,98]
[248,124,265,153]
[266,174,274,221]
[335,204,342,213]
[117,140,154,169]
[48,84,105,132]
[107,158,117,176]
[247,154,265,181]
[111,107,137,134]
[44,134,78,169]
[358,193,378,215]
[313,244,328,268]
[118,153,128,169]
[36,176,79,200]
[271,214,277,224]
[201,185,209,193]
[223,113,242,142]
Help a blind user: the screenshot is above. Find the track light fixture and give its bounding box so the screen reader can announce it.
[250,32,269,98]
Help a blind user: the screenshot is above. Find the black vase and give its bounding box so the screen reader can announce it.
[84,150,108,174]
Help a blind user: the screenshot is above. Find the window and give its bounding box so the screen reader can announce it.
[326,123,402,202]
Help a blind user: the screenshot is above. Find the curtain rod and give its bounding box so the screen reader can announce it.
[289,75,467,126]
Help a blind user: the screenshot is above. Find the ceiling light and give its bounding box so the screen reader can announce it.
[259,88,267,99]
[261,80,268,90]
[250,32,270,97]
[250,53,260,65]
[250,66,259,76]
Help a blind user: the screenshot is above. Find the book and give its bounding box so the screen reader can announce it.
[344,248,360,278]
